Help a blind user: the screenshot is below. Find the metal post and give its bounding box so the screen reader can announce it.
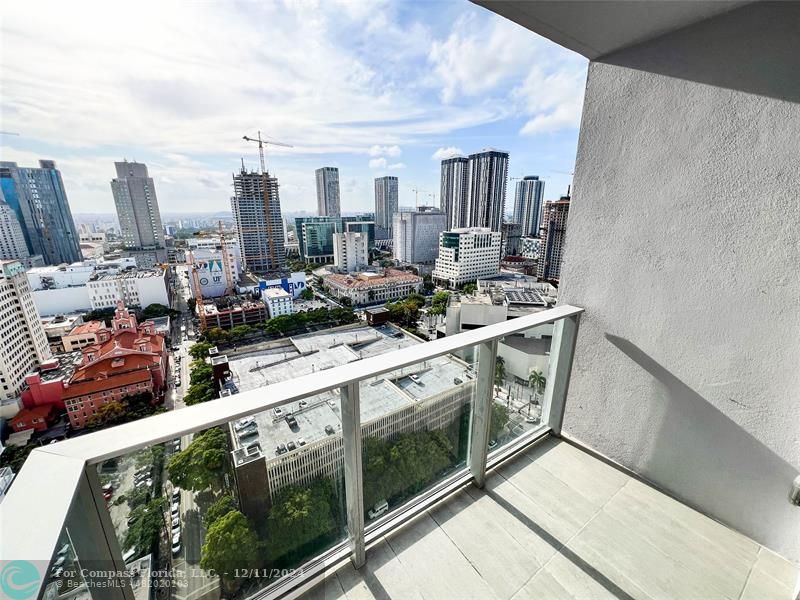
[542,314,581,436]
[341,382,365,568]
[66,467,134,600]
[468,339,498,489]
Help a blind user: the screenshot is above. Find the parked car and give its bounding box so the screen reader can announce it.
[234,417,255,431]
[287,441,297,451]
[174,379,181,388]
[273,406,283,417]
[171,502,180,518]
[367,500,389,520]
[171,489,181,503]
[276,443,287,455]
[298,400,308,409]
[171,533,181,556]
[325,424,335,435]
[297,438,306,446]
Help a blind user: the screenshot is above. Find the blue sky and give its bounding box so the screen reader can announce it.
[0,0,587,215]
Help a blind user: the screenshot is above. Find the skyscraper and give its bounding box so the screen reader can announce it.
[110,161,167,266]
[315,167,341,217]
[439,156,469,230]
[0,260,51,400]
[536,195,570,281]
[0,160,81,266]
[0,187,40,268]
[465,149,509,232]
[374,176,398,239]
[512,176,545,236]
[231,166,286,274]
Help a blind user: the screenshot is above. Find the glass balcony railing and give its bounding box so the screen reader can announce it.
[0,305,582,600]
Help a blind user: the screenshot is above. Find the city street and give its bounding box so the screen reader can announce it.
[166,265,219,600]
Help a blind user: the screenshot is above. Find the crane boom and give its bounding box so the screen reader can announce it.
[242,130,293,175]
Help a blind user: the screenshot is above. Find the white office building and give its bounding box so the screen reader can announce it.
[264,287,294,318]
[333,231,369,273]
[393,207,447,264]
[86,269,170,310]
[432,228,502,288]
[0,260,51,400]
[0,192,40,268]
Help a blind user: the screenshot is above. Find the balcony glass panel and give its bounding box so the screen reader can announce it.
[490,323,554,452]
[361,346,476,524]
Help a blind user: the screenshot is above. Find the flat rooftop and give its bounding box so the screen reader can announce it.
[306,436,799,600]
[92,270,163,280]
[29,351,82,383]
[227,324,471,459]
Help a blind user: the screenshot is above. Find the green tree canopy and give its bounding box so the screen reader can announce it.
[430,291,450,315]
[490,403,510,443]
[167,428,228,491]
[299,288,314,301]
[124,497,165,555]
[230,324,254,340]
[204,495,238,529]
[265,479,338,565]
[189,342,212,360]
[462,283,477,295]
[200,511,259,594]
[142,303,174,320]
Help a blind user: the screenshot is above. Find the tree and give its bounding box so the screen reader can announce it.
[230,324,253,340]
[200,511,259,596]
[422,274,434,293]
[339,296,352,307]
[206,327,230,343]
[528,370,546,406]
[87,400,128,429]
[494,356,506,387]
[187,298,197,313]
[0,443,36,472]
[490,403,510,443]
[299,288,314,301]
[189,342,212,360]
[142,303,173,320]
[406,293,426,308]
[167,427,228,491]
[265,479,338,565]
[430,291,450,315]
[184,381,215,405]
[124,497,165,555]
[204,495,238,529]
[462,283,477,295]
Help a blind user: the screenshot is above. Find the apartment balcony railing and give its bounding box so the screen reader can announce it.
[0,305,581,600]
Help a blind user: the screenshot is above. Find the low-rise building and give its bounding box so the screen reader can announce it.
[8,405,57,433]
[41,314,84,353]
[432,228,502,288]
[19,302,168,429]
[62,320,105,352]
[323,269,422,306]
[201,296,268,330]
[264,287,294,318]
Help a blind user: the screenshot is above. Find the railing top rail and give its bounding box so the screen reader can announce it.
[30,305,583,464]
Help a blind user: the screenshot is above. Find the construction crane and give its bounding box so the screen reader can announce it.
[242,130,293,175]
[411,187,427,208]
[188,249,207,332]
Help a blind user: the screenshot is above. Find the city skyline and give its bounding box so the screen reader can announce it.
[0,2,586,215]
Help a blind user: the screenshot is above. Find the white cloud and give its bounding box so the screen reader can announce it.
[431,146,464,161]
[514,68,586,135]
[368,158,388,169]
[388,162,406,170]
[368,145,402,157]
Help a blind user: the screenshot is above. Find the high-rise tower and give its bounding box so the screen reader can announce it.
[439,156,469,230]
[315,167,341,217]
[374,176,399,239]
[465,149,508,232]
[0,160,81,265]
[537,194,570,281]
[111,161,167,266]
[512,176,545,236]
[231,166,286,274]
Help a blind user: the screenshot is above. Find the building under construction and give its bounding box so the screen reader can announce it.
[231,165,287,275]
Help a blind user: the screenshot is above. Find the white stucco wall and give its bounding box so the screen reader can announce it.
[32,287,92,316]
[559,3,800,560]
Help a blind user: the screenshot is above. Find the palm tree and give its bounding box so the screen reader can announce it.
[494,356,506,387]
[528,369,546,407]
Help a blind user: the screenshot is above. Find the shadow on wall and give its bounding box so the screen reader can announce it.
[600,2,800,104]
[605,333,800,559]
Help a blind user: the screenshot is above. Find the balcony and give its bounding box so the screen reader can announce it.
[1,305,797,600]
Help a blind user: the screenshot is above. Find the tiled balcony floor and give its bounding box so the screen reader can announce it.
[304,436,798,600]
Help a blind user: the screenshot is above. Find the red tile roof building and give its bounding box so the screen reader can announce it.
[20,301,168,429]
[8,405,58,433]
